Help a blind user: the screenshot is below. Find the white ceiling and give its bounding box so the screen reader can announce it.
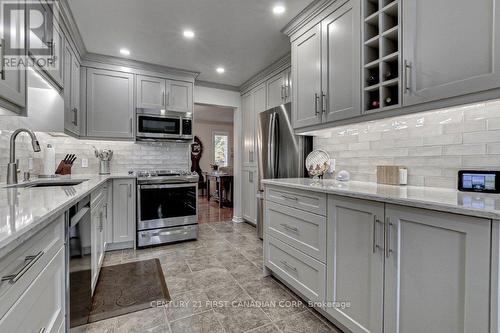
[67,0,311,87]
[194,104,234,123]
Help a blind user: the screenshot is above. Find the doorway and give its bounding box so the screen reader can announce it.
[193,103,235,223]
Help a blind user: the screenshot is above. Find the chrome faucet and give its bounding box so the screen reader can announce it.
[7,129,41,185]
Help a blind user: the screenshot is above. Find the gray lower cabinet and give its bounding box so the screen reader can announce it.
[86,68,134,139]
[0,215,65,333]
[402,0,500,106]
[63,41,81,136]
[112,179,136,244]
[267,67,291,109]
[383,204,490,333]
[327,196,384,333]
[292,24,322,128]
[242,168,257,223]
[90,186,106,292]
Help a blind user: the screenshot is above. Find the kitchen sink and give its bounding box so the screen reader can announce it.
[4,179,88,188]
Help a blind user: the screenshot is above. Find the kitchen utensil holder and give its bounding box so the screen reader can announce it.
[55,161,73,175]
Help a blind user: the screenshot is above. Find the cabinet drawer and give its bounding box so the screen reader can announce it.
[0,215,64,318]
[266,186,326,216]
[265,235,325,302]
[0,248,65,333]
[266,201,326,262]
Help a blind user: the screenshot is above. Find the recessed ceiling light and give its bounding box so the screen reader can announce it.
[272,4,286,15]
[120,48,130,56]
[216,67,225,74]
[183,29,195,39]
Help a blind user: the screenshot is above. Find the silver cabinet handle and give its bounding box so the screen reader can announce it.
[2,251,44,283]
[280,260,298,272]
[129,118,133,133]
[0,38,5,80]
[281,194,298,201]
[162,91,165,106]
[280,223,299,232]
[39,328,45,333]
[404,60,411,93]
[385,217,393,258]
[249,151,254,163]
[72,107,78,126]
[314,93,320,116]
[248,172,253,183]
[166,92,171,106]
[373,216,383,253]
[280,85,284,100]
[322,92,327,114]
[128,184,132,198]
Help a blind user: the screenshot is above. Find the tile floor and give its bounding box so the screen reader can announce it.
[71,221,342,333]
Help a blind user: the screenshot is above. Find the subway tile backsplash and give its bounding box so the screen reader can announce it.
[313,99,500,188]
[0,116,189,180]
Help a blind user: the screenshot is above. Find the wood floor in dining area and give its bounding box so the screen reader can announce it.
[198,195,234,224]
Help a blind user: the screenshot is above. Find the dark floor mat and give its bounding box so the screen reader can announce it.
[88,258,170,323]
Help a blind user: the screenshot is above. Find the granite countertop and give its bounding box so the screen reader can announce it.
[262,178,500,220]
[0,173,135,258]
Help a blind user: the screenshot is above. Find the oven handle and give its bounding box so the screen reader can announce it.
[139,183,198,189]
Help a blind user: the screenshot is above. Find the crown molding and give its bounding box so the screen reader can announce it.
[239,52,291,94]
[195,80,240,92]
[58,0,87,57]
[282,0,334,37]
[82,53,200,81]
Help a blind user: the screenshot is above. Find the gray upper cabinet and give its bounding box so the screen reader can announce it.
[0,0,26,111]
[292,24,322,129]
[402,0,500,106]
[267,68,291,109]
[136,75,166,109]
[322,1,360,122]
[46,22,64,88]
[242,91,256,166]
[167,80,193,112]
[86,68,134,139]
[64,42,80,136]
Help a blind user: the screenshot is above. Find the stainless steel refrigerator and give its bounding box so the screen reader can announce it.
[256,102,312,239]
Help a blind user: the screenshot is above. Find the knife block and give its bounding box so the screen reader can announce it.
[55,161,73,175]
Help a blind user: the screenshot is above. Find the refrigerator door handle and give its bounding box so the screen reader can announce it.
[272,113,280,177]
[268,112,276,178]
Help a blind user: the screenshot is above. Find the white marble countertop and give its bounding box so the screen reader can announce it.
[262,178,500,220]
[0,174,135,258]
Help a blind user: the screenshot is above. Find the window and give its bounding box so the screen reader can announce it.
[213,132,229,167]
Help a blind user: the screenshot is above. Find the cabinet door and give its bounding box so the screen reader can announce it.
[242,92,256,166]
[292,24,322,129]
[46,22,64,88]
[403,0,500,106]
[86,68,134,138]
[267,70,286,109]
[253,83,266,114]
[242,168,257,223]
[327,196,384,333]
[384,205,491,333]
[64,44,80,135]
[136,75,166,108]
[322,0,360,122]
[0,0,26,109]
[105,181,113,245]
[0,249,65,333]
[112,179,135,243]
[167,80,193,112]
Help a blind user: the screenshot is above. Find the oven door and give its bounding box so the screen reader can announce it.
[136,114,183,139]
[138,183,198,230]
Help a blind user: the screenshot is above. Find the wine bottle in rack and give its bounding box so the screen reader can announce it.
[366,74,378,86]
[371,100,380,109]
[383,71,393,80]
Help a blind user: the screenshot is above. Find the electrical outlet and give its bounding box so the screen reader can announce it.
[82,158,88,168]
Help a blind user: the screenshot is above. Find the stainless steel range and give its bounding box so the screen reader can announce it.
[135,169,199,247]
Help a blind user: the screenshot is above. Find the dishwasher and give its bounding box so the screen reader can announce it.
[65,196,91,329]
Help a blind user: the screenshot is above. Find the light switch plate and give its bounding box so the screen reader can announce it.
[81,158,88,168]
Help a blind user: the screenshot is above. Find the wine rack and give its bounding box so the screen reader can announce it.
[362,0,401,112]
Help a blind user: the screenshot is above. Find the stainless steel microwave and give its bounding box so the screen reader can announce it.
[136,108,193,141]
